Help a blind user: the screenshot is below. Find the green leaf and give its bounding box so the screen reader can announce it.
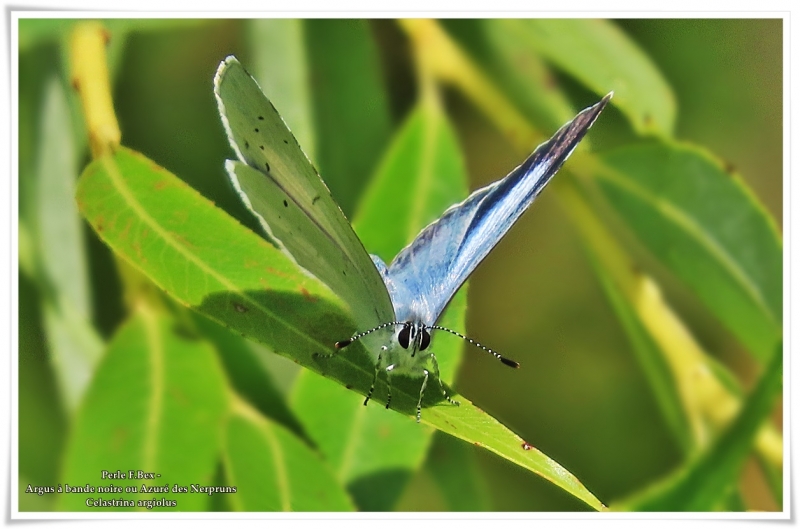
[222,396,354,511]
[77,147,350,351]
[58,306,229,511]
[35,76,103,411]
[192,313,307,438]
[289,100,469,511]
[427,432,492,511]
[596,142,782,361]
[41,302,104,413]
[76,147,605,510]
[290,371,432,511]
[18,274,67,495]
[36,75,89,312]
[305,19,392,216]
[617,342,782,511]
[246,19,316,163]
[492,19,675,137]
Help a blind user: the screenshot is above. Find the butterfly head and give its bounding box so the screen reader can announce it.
[397,321,431,356]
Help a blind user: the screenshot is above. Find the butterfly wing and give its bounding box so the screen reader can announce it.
[384,94,611,326]
[214,56,395,329]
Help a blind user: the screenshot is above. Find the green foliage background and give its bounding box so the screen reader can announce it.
[18,18,782,512]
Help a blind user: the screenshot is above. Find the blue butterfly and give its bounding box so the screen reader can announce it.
[215,56,610,422]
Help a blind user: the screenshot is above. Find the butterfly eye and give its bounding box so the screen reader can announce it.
[419,328,431,351]
[398,324,411,349]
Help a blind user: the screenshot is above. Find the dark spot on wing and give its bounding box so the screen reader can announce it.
[259,145,265,151]
[258,116,264,120]
[244,140,249,149]
[283,200,288,207]
[312,195,320,205]
[265,162,270,172]
[283,139,288,144]
[254,128,259,133]
[345,384,353,390]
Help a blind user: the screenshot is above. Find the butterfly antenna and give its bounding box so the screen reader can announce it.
[334,321,405,349]
[429,325,520,368]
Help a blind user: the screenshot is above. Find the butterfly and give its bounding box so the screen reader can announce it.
[214,55,610,422]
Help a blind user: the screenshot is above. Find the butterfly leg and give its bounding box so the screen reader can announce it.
[364,351,382,406]
[385,364,395,410]
[430,353,460,407]
[416,369,429,423]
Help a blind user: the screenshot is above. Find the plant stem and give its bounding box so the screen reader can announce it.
[69,22,120,158]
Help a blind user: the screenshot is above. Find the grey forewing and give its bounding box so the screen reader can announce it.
[384,95,611,327]
[215,57,395,329]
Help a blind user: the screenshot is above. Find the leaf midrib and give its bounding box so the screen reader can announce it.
[595,162,779,327]
[99,154,329,354]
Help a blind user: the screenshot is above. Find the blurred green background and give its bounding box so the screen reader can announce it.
[18,18,782,512]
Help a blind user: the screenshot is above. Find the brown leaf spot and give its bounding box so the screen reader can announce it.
[300,287,317,303]
[119,218,133,241]
[148,160,165,174]
[265,267,292,280]
[170,233,188,248]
